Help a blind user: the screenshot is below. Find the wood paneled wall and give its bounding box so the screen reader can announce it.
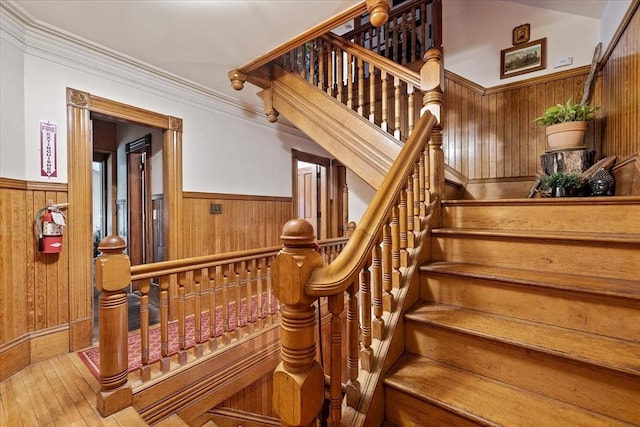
[601,1,640,158]
[0,179,70,380]
[182,192,292,257]
[442,66,601,182]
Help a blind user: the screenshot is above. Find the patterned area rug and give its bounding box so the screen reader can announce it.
[78,296,274,379]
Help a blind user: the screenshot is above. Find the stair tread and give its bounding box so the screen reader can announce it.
[406,302,640,375]
[421,261,640,300]
[385,354,632,427]
[432,227,640,243]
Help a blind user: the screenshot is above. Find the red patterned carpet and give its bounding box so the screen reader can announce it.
[79,296,275,379]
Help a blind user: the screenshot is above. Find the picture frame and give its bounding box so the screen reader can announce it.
[500,38,546,79]
[512,24,530,45]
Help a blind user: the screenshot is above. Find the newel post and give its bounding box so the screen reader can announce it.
[421,47,444,225]
[272,219,325,427]
[94,235,132,416]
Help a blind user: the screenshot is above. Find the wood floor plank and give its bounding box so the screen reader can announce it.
[30,362,71,425]
[10,369,41,426]
[0,378,22,426]
[53,355,106,426]
[41,358,86,425]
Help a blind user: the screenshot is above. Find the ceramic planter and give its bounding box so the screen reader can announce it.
[545,121,587,152]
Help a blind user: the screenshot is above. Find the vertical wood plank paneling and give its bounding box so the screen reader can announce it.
[182,193,292,257]
[602,3,640,158]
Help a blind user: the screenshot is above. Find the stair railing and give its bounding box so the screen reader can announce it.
[272,103,439,426]
[93,236,350,417]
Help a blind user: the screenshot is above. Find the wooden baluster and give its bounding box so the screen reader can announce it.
[381,70,388,132]
[266,262,275,324]
[406,176,415,249]
[222,273,231,344]
[369,65,376,124]
[399,191,408,267]
[391,17,398,62]
[346,282,361,408]
[357,57,364,116]
[159,275,170,373]
[95,236,132,416]
[308,41,316,85]
[382,223,393,312]
[139,278,151,382]
[328,291,344,426]
[414,162,422,225]
[235,263,244,339]
[394,76,401,139]
[409,11,417,63]
[194,278,203,358]
[372,243,384,340]
[336,47,343,104]
[360,259,373,371]
[318,40,325,91]
[273,219,324,427]
[391,206,401,289]
[424,148,431,197]
[346,51,353,110]
[419,152,427,215]
[326,43,334,97]
[208,268,218,351]
[408,84,415,135]
[178,284,187,365]
[246,262,255,335]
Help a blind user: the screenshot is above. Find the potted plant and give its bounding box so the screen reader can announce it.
[542,171,585,197]
[534,99,599,152]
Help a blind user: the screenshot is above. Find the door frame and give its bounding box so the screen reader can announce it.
[66,87,183,350]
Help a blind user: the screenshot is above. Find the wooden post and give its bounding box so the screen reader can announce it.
[272,219,325,427]
[94,235,132,416]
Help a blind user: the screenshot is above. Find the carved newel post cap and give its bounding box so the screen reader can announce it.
[366,0,391,27]
[281,218,316,248]
[97,235,126,254]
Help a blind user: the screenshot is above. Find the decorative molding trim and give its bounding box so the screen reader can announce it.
[0,177,68,191]
[599,0,640,68]
[183,191,291,203]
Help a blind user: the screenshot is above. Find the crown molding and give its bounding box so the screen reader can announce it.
[0,0,307,139]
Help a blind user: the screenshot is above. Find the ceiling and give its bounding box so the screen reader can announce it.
[10,0,607,106]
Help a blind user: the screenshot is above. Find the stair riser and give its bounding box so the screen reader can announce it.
[384,387,487,427]
[432,237,639,281]
[442,202,640,234]
[421,275,640,341]
[405,323,640,424]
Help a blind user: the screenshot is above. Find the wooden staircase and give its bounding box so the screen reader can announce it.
[384,197,640,426]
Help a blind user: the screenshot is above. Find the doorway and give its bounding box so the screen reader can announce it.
[292,149,348,239]
[67,87,183,350]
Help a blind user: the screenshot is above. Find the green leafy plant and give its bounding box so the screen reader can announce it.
[542,172,584,189]
[534,99,599,126]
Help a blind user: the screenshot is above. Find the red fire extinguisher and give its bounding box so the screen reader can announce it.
[35,202,68,253]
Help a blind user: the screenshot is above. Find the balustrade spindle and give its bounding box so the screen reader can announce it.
[194,280,203,357]
[408,85,415,134]
[369,65,376,124]
[357,57,364,115]
[222,274,230,344]
[178,284,187,365]
[406,177,415,249]
[256,266,264,328]
[347,52,354,109]
[382,223,393,312]
[336,48,343,104]
[140,280,151,381]
[308,42,316,85]
[235,265,244,338]
[372,245,384,340]
[328,291,344,427]
[394,76,401,139]
[391,206,401,289]
[381,70,388,132]
[266,264,275,324]
[208,269,218,351]
[159,275,170,373]
[360,259,373,371]
[419,154,427,214]
[399,191,408,267]
[346,282,361,407]
[246,266,254,334]
[326,44,334,97]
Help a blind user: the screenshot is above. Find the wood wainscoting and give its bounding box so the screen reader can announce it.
[0,178,72,381]
[182,192,292,257]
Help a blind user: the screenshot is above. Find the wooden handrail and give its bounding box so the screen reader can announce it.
[305,111,436,297]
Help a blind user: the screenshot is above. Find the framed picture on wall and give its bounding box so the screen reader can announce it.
[500,38,546,79]
[512,24,530,45]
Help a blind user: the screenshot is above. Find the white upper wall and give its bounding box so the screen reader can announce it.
[442,0,629,88]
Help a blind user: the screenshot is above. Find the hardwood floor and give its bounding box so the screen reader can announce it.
[0,352,149,426]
